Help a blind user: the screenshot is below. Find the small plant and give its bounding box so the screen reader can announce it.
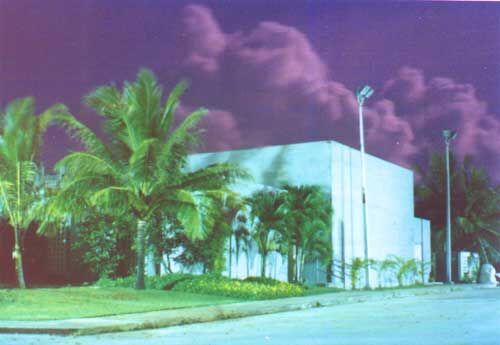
[461,272,475,284]
[350,257,365,290]
[397,258,419,286]
[379,257,398,287]
[380,256,420,287]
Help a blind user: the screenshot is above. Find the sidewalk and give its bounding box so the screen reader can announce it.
[0,285,472,335]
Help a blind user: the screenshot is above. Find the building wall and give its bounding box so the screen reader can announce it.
[187,141,333,194]
[180,141,431,286]
[183,141,333,281]
[330,141,422,287]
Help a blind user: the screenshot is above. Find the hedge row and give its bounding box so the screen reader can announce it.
[172,274,304,300]
[95,274,305,300]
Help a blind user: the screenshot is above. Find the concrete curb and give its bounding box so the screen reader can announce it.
[0,285,467,336]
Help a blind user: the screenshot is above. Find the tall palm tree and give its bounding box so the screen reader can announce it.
[42,69,247,289]
[454,159,500,263]
[415,153,500,265]
[233,212,251,278]
[248,190,284,278]
[280,185,331,282]
[0,97,68,288]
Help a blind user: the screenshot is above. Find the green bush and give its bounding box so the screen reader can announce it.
[350,257,366,289]
[147,273,195,290]
[95,276,136,288]
[95,273,305,299]
[173,274,305,300]
[95,273,193,290]
[243,276,282,286]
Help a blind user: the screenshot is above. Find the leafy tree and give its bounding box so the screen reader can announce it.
[248,190,285,278]
[174,198,240,274]
[71,213,135,278]
[173,226,228,274]
[0,98,68,288]
[41,69,247,289]
[175,199,231,274]
[415,153,500,265]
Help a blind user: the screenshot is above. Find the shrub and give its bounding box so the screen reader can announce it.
[380,256,420,287]
[350,257,366,289]
[72,217,135,279]
[94,273,304,299]
[243,276,282,286]
[149,273,194,290]
[173,274,305,300]
[95,273,193,290]
[95,275,135,288]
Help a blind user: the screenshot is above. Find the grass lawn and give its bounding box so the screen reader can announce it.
[303,286,345,296]
[0,287,241,321]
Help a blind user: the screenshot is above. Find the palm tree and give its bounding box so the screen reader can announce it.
[248,190,285,278]
[221,201,242,278]
[233,211,251,278]
[295,218,331,282]
[280,185,332,282]
[0,97,68,288]
[454,159,500,264]
[42,69,247,289]
[415,153,500,266]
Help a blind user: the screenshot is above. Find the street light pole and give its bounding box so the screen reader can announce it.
[356,85,374,289]
[443,129,457,284]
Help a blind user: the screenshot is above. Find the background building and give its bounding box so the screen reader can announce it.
[179,140,431,287]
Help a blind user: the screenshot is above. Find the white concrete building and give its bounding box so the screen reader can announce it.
[149,140,431,288]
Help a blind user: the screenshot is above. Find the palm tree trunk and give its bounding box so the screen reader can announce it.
[246,250,250,278]
[300,251,306,283]
[164,251,172,273]
[13,225,26,288]
[235,244,239,279]
[228,236,232,278]
[13,161,26,288]
[261,252,267,278]
[287,242,295,283]
[135,219,147,289]
[294,246,299,282]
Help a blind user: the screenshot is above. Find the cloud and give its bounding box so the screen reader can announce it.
[383,66,500,178]
[181,5,227,73]
[199,109,243,151]
[228,21,328,89]
[176,105,243,152]
[179,5,500,180]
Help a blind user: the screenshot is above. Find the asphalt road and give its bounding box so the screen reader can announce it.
[1,287,499,345]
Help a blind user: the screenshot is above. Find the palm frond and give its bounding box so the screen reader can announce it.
[55,151,119,178]
[157,107,207,170]
[162,189,215,240]
[0,179,16,223]
[32,103,70,160]
[129,138,158,180]
[160,80,189,134]
[172,163,251,190]
[52,112,112,159]
[89,186,139,214]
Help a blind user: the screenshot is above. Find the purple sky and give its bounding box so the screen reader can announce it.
[1,0,499,182]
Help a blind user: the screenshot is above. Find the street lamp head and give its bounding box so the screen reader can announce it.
[356,85,374,103]
[442,129,457,143]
